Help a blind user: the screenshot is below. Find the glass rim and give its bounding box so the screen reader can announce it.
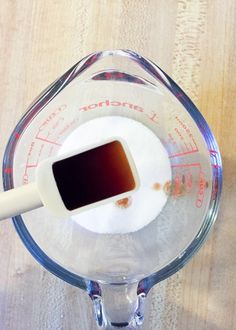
[2,49,223,292]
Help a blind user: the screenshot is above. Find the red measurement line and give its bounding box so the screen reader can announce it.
[35,136,61,146]
[26,164,38,168]
[176,92,184,99]
[171,162,201,168]
[212,164,221,168]
[4,167,12,173]
[169,149,199,158]
[15,133,21,139]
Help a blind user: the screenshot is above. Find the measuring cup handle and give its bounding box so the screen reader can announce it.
[0,183,43,221]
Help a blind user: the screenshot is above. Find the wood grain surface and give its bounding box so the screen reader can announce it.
[0,1,235,329]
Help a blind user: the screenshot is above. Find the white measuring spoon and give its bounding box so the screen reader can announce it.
[0,138,139,220]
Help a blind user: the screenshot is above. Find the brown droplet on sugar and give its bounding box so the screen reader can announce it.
[115,196,132,209]
[163,181,172,195]
[153,182,161,191]
[205,181,209,188]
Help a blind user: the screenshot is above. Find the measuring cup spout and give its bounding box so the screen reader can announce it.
[90,282,147,329]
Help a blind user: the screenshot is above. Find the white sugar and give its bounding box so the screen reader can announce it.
[59,116,171,234]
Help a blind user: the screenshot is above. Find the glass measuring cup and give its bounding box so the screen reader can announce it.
[3,50,222,329]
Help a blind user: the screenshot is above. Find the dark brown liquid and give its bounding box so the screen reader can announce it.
[52,140,136,211]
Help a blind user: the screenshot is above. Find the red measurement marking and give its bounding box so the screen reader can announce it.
[211,165,220,200]
[52,117,64,130]
[4,167,12,174]
[185,171,193,193]
[169,149,199,158]
[171,162,201,168]
[209,149,218,154]
[174,115,198,148]
[93,75,102,80]
[25,143,45,172]
[176,92,184,99]
[212,164,221,169]
[56,117,81,137]
[115,72,124,78]
[26,164,38,168]
[105,72,111,79]
[183,141,198,153]
[173,172,181,198]
[23,173,28,184]
[196,170,206,208]
[15,133,21,139]
[146,112,158,123]
[174,127,184,140]
[37,105,67,131]
[35,136,61,146]
[168,133,174,140]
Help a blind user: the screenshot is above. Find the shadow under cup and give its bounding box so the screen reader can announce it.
[3,50,222,327]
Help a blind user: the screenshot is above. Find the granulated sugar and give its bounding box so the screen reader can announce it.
[59,116,171,234]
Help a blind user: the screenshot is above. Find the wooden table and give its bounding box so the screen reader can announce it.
[0,1,235,329]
